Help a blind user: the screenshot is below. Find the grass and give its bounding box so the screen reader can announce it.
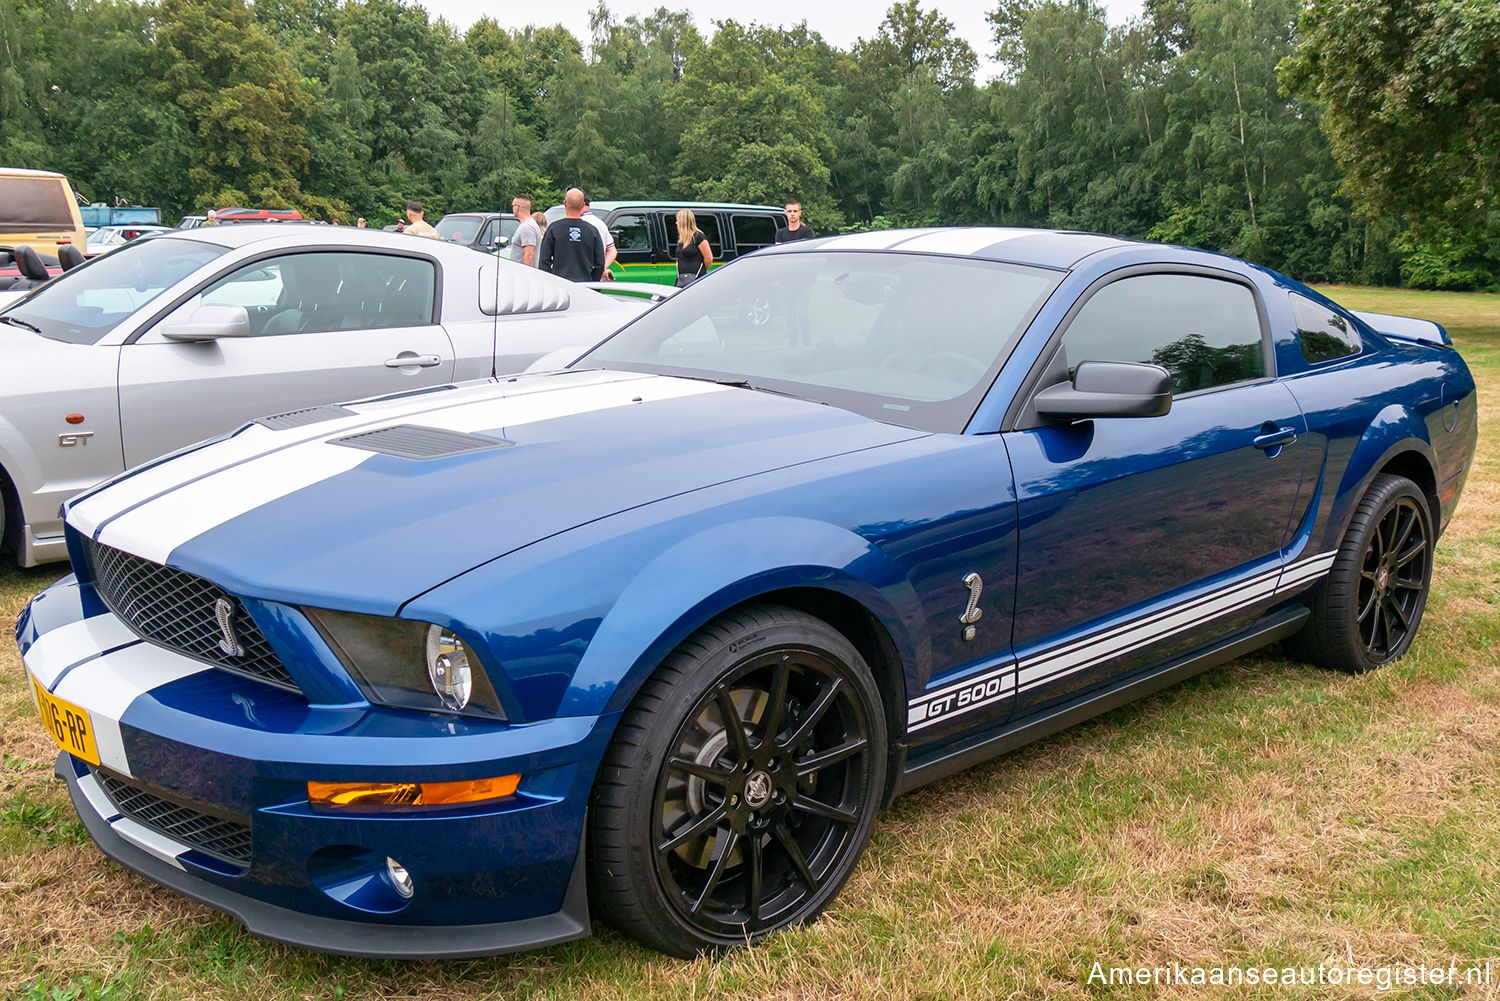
[2,287,1498,999]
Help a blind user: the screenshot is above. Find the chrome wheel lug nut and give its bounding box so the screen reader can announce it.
[729,794,739,807]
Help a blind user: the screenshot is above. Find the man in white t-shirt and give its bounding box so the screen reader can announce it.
[582,195,617,280]
[508,195,541,266]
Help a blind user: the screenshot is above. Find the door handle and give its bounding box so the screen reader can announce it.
[385,353,441,368]
[1253,426,1298,450]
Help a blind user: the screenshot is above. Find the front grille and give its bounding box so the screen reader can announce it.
[84,539,298,692]
[96,769,253,868]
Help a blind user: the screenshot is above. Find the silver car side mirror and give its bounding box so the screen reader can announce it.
[160,304,252,341]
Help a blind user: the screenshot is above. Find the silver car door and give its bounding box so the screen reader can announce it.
[117,250,456,467]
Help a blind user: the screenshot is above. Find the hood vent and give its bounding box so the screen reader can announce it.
[256,405,357,430]
[331,424,512,460]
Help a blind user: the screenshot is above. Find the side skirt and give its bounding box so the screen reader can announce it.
[893,605,1310,797]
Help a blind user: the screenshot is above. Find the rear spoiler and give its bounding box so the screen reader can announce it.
[1351,310,1452,347]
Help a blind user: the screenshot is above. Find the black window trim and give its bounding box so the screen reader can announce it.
[1003,264,1276,432]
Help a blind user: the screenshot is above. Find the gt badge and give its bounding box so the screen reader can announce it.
[960,572,983,641]
[214,597,244,657]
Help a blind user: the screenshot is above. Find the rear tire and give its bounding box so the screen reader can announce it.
[1287,474,1433,673]
[587,605,887,957]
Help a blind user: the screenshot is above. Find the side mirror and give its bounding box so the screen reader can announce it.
[160,304,252,341]
[492,236,510,249]
[1033,360,1173,420]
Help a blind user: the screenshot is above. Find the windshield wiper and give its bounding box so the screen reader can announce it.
[0,315,41,334]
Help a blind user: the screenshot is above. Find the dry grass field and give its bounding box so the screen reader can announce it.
[2,287,1496,1000]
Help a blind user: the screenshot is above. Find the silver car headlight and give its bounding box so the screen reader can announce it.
[304,608,507,720]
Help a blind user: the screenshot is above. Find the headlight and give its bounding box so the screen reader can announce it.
[304,608,507,720]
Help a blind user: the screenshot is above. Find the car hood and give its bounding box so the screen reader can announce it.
[67,370,927,612]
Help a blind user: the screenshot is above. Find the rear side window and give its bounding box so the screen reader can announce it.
[1291,292,1361,363]
[732,214,776,252]
[1059,274,1266,394]
[610,213,651,251]
[664,213,721,256]
[0,177,75,231]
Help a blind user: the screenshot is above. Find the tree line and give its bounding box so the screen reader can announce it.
[1,0,1494,288]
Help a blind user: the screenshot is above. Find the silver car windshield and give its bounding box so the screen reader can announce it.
[577,251,1062,433]
[2,237,225,345]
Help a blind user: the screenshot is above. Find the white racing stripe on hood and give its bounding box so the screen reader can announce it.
[90,375,727,564]
[50,639,214,778]
[68,370,650,534]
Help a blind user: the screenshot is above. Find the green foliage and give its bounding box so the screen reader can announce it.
[0,0,1480,287]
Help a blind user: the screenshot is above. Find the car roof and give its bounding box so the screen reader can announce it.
[758,227,1141,271]
[437,212,517,220]
[147,225,485,255]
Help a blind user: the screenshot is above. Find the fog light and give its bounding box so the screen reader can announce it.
[386,857,414,898]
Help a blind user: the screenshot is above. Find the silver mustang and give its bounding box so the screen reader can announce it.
[0,226,648,565]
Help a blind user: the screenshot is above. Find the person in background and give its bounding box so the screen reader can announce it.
[356,217,367,228]
[582,195,617,280]
[674,208,712,287]
[403,201,440,239]
[537,188,604,281]
[509,195,541,267]
[775,199,815,243]
[533,211,549,242]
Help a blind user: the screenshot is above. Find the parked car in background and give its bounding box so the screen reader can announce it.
[0,167,88,258]
[16,228,1476,958]
[544,201,787,286]
[0,226,650,566]
[85,224,174,256]
[0,246,62,295]
[177,215,209,229]
[212,207,304,224]
[434,212,519,254]
[79,204,161,229]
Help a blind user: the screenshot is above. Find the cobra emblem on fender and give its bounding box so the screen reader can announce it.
[214,597,244,657]
[960,573,983,641]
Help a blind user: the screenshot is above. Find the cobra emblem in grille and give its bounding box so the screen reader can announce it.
[82,539,299,692]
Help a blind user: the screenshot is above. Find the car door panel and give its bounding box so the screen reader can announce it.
[1004,382,1307,716]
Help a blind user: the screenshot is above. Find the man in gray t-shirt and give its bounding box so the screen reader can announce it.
[508,195,541,266]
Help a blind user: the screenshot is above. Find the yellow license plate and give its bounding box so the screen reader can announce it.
[32,677,100,766]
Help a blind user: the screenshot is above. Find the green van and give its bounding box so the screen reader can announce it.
[543,201,788,283]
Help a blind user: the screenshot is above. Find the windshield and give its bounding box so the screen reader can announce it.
[437,215,483,244]
[576,250,1061,432]
[0,237,224,344]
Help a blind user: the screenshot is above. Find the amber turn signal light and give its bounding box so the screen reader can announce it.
[308,774,521,809]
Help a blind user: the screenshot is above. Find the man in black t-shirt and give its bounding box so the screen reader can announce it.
[538,188,605,281]
[774,199,816,244]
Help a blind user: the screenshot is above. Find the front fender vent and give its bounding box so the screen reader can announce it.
[330,424,512,459]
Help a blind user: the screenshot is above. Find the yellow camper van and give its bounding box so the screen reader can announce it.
[0,167,87,257]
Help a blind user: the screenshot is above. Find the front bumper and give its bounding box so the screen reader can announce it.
[20,579,615,958]
[58,754,591,958]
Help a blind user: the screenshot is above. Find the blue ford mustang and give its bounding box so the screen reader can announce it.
[17,228,1477,958]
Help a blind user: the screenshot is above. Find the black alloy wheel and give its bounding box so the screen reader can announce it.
[1288,474,1434,673]
[589,605,888,956]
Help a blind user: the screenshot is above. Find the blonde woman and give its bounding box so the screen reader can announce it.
[674,208,713,286]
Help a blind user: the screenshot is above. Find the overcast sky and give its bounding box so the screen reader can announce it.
[412,0,1147,79]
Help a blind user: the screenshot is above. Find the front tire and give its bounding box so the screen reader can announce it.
[588,605,888,956]
[1289,474,1433,673]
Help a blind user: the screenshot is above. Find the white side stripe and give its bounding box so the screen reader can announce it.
[905,551,1340,730]
[111,816,187,870]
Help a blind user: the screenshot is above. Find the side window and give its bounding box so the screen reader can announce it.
[610,213,651,252]
[732,214,776,253]
[198,252,436,335]
[664,212,722,256]
[1291,292,1361,363]
[477,219,499,247]
[1057,274,1266,395]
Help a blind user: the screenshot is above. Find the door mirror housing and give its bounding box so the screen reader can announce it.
[160,304,252,341]
[1033,360,1173,420]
